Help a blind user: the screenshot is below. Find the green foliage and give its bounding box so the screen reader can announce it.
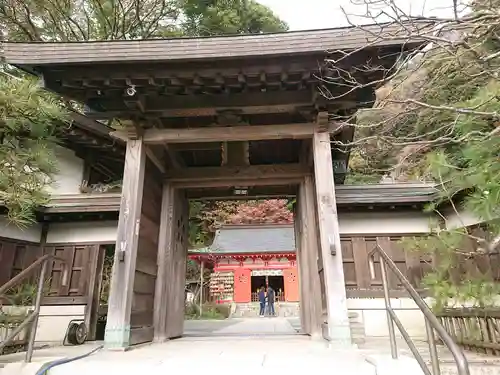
[1,282,38,306]
[188,200,240,246]
[401,228,500,311]
[185,302,230,319]
[353,6,500,306]
[181,0,288,36]
[1,0,180,41]
[1,0,287,42]
[99,246,115,305]
[188,199,293,247]
[0,74,67,226]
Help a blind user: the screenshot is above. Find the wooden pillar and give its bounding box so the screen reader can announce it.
[302,175,323,337]
[294,184,311,335]
[153,182,175,342]
[165,188,189,339]
[105,139,146,349]
[312,130,351,345]
[199,260,204,316]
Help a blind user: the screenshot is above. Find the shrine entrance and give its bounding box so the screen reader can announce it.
[4,25,413,350]
[100,136,351,347]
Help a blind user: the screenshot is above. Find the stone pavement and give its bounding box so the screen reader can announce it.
[2,318,378,375]
[12,318,496,375]
[183,316,299,336]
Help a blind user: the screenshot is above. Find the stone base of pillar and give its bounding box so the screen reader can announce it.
[322,322,353,347]
[104,325,130,349]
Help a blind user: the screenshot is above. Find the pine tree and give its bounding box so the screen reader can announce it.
[0,73,68,226]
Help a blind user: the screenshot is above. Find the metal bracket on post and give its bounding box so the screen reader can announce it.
[317,257,323,272]
[328,235,336,255]
[118,241,126,262]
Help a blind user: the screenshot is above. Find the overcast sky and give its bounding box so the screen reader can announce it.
[257,0,468,31]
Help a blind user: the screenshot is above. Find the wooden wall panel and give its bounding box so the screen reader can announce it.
[0,238,42,285]
[0,237,102,307]
[341,235,430,297]
[42,244,99,298]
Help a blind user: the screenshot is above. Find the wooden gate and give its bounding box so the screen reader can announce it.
[284,267,299,302]
[233,268,251,303]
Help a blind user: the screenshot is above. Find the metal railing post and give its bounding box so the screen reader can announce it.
[426,319,441,375]
[0,255,68,363]
[380,258,398,359]
[25,260,48,362]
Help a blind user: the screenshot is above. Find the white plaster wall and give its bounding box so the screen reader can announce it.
[0,216,42,243]
[46,146,85,195]
[339,212,432,235]
[444,208,483,230]
[348,298,428,338]
[1,305,86,343]
[46,221,118,243]
[36,305,86,343]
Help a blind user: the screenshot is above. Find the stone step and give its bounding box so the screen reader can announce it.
[233,303,300,318]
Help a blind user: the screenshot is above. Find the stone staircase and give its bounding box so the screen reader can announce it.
[231,302,300,318]
[358,337,500,375]
[349,311,366,344]
[230,304,366,343]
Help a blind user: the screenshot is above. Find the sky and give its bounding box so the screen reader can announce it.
[257,0,469,31]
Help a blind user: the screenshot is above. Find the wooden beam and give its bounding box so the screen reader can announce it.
[145,147,166,174]
[142,123,317,144]
[165,164,309,187]
[54,58,321,82]
[163,144,184,169]
[221,141,249,166]
[104,138,146,349]
[169,142,221,152]
[85,90,313,118]
[69,110,119,140]
[312,127,351,345]
[186,185,297,200]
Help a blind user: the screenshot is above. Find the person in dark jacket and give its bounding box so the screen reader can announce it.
[258,287,266,317]
[266,285,276,316]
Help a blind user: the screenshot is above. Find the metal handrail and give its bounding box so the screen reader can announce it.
[368,245,469,375]
[0,254,69,362]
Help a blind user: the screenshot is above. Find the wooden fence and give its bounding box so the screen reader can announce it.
[436,308,500,356]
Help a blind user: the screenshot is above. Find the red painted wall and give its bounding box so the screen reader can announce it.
[213,255,299,303]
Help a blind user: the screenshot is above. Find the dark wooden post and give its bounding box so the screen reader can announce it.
[105,138,146,349]
[312,127,351,345]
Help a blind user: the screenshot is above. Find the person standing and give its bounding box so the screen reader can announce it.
[258,286,266,317]
[266,285,276,317]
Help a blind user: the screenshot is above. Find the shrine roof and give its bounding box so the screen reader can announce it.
[208,224,295,254]
[3,22,430,66]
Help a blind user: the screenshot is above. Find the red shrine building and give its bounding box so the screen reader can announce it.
[189,224,299,304]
